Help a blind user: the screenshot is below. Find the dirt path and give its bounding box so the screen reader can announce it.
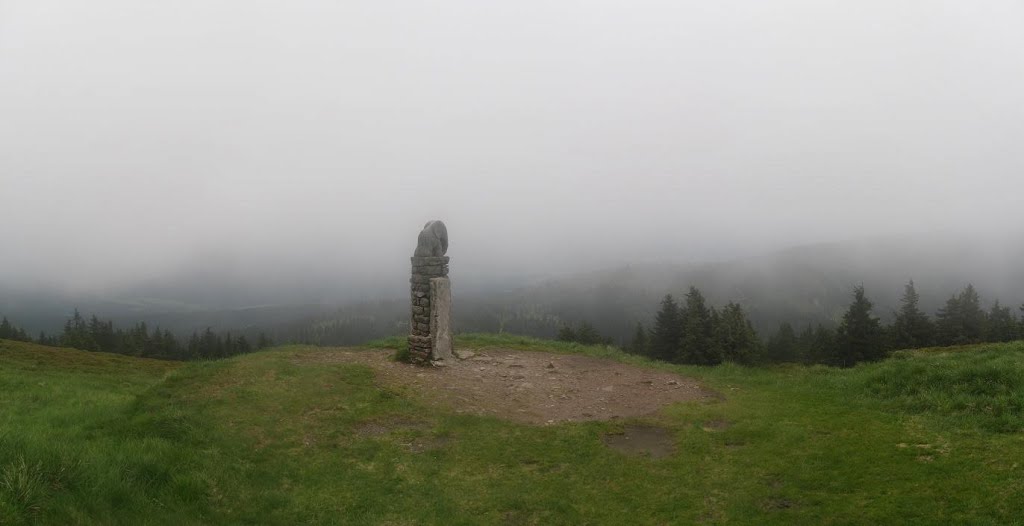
[294,347,718,425]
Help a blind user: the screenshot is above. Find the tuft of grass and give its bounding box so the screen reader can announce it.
[840,341,1024,432]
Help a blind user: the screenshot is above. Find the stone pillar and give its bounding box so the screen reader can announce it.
[408,220,452,365]
[408,255,450,364]
[430,276,453,360]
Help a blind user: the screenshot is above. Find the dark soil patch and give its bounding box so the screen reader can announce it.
[295,348,718,425]
[602,425,675,459]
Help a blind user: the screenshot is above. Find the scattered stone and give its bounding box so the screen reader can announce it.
[454,349,476,360]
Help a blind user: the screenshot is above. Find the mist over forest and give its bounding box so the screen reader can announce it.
[5,2,1024,524]
[2,0,1023,345]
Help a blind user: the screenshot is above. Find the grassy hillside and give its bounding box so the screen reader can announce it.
[2,337,1023,524]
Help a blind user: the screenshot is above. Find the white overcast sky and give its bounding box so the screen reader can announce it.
[2,0,1023,289]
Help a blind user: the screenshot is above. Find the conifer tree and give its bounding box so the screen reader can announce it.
[807,324,838,365]
[61,309,99,351]
[767,322,798,363]
[575,321,603,345]
[236,335,252,355]
[678,287,719,365]
[557,325,577,343]
[649,294,682,362]
[936,284,985,346]
[892,280,934,349]
[836,285,884,366]
[985,300,1018,342]
[629,322,649,356]
[714,302,760,364]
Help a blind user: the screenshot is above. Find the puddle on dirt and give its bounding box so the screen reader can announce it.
[602,425,675,459]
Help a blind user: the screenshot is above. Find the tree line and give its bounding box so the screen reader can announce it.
[0,317,32,342]
[625,281,1024,367]
[1,310,273,361]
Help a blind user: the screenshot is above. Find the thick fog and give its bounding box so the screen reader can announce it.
[2,0,1023,298]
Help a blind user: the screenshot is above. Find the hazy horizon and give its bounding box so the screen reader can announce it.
[3,0,1023,294]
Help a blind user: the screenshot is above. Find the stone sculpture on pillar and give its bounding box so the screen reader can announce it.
[408,220,453,364]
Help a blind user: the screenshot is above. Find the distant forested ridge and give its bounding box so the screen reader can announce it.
[623,281,1024,367]
[1,310,273,361]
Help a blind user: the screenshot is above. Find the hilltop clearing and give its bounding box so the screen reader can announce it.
[294,347,715,425]
[2,336,1023,524]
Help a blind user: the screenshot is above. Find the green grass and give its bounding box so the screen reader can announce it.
[3,336,1024,524]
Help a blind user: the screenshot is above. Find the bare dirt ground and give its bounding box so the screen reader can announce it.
[294,347,719,425]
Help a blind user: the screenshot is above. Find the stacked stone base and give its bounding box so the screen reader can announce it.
[408,256,450,365]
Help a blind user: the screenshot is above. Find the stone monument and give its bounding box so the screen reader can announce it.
[408,220,453,364]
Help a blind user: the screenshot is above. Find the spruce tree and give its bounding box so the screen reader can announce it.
[936,284,985,346]
[892,280,934,349]
[767,322,798,363]
[576,322,602,345]
[649,294,682,362]
[714,302,760,364]
[836,285,884,366]
[678,287,719,365]
[985,300,1018,343]
[935,294,962,346]
[629,322,649,356]
[557,325,577,343]
[807,324,838,365]
[958,285,985,343]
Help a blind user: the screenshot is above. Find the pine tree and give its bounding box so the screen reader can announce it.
[678,287,719,365]
[767,322,798,363]
[985,300,1018,343]
[61,309,98,351]
[557,325,577,343]
[629,322,649,356]
[936,284,985,346]
[835,285,884,366]
[0,317,11,339]
[807,324,838,365]
[714,302,760,364]
[575,322,603,345]
[959,285,985,343]
[1020,304,1024,338]
[649,294,682,362]
[892,280,934,349]
[236,335,252,355]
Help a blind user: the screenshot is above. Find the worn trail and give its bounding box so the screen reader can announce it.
[294,347,718,425]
